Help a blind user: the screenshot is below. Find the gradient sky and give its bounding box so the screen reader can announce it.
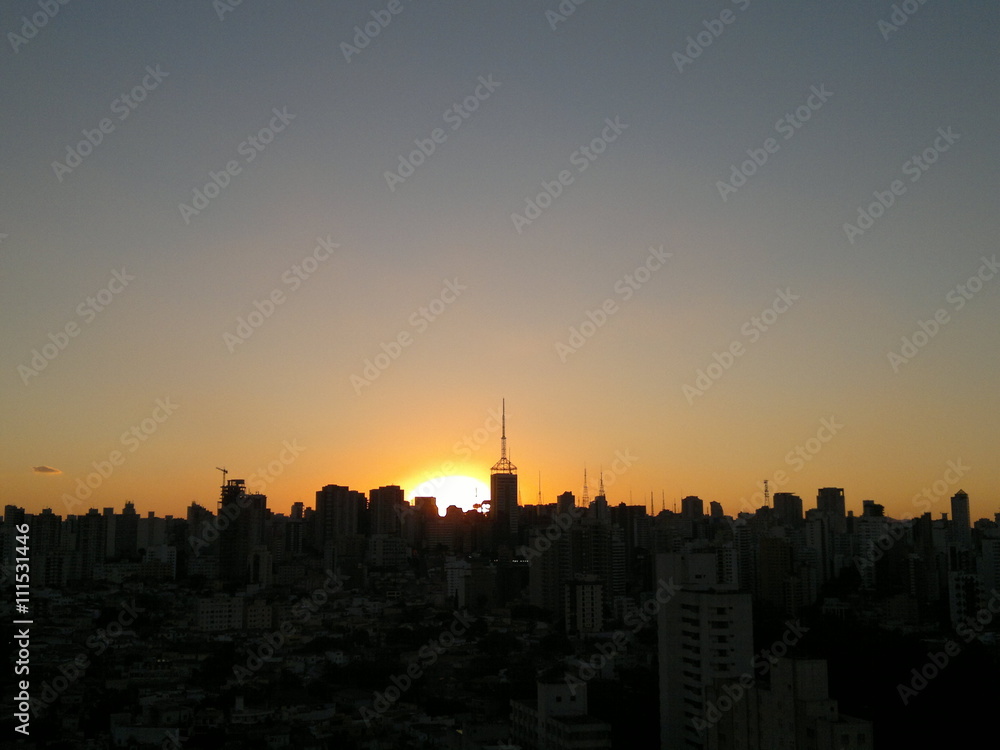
[2,1,998,522]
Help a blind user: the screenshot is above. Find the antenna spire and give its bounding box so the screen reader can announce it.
[500,398,507,460]
[490,399,516,475]
[582,466,590,506]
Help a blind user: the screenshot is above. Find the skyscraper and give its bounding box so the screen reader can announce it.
[681,495,704,519]
[315,484,366,547]
[368,484,404,535]
[951,490,971,550]
[115,501,139,558]
[657,551,753,749]
[490,399,518,545]
[816,487,846,534]
[773,492,803,526]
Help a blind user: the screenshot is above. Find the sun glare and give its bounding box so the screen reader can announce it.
[412,475,490,516]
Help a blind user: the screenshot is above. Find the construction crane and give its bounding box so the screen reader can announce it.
[216,466,228,485]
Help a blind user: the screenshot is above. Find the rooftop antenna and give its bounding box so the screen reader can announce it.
[490,398,516,475]
[501,398,508,460]
[599,467,606,498]
[538,471,542,505]
[763,479,770,508]
[582,466,590,507]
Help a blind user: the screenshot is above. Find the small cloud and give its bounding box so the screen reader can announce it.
[32,465,62,474]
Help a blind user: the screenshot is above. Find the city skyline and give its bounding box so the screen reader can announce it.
[7,393,995,522]
[3,3,999,525]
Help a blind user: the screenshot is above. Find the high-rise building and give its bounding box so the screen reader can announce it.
[951,490,971,550]
[861,499,884,517]
[414,496,438,518]
[681,495,705,519]
[368,485,404,535]
[816,488,846,534]
[490,400,518,545]
[280,501,304,559]
[315,483,366,575]
[773,492,803,526]
[705,658,874,749]
[315,484,366,547]
[76,508,107,580]
[217,479,267,584]
[510,676,612,749]
[804,511,833,585]
[564,574,603,633]
[657,551,753,749]
[116,501,139,558]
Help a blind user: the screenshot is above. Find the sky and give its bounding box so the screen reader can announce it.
[2,1,998,523]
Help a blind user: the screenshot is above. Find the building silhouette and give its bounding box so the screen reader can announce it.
[490,399,518,547]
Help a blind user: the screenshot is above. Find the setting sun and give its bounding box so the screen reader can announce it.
[412,475,490,516]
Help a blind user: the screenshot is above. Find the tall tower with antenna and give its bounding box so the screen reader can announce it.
[594,468,609,520]
[582,467,590,508]
[490,399,518,542]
